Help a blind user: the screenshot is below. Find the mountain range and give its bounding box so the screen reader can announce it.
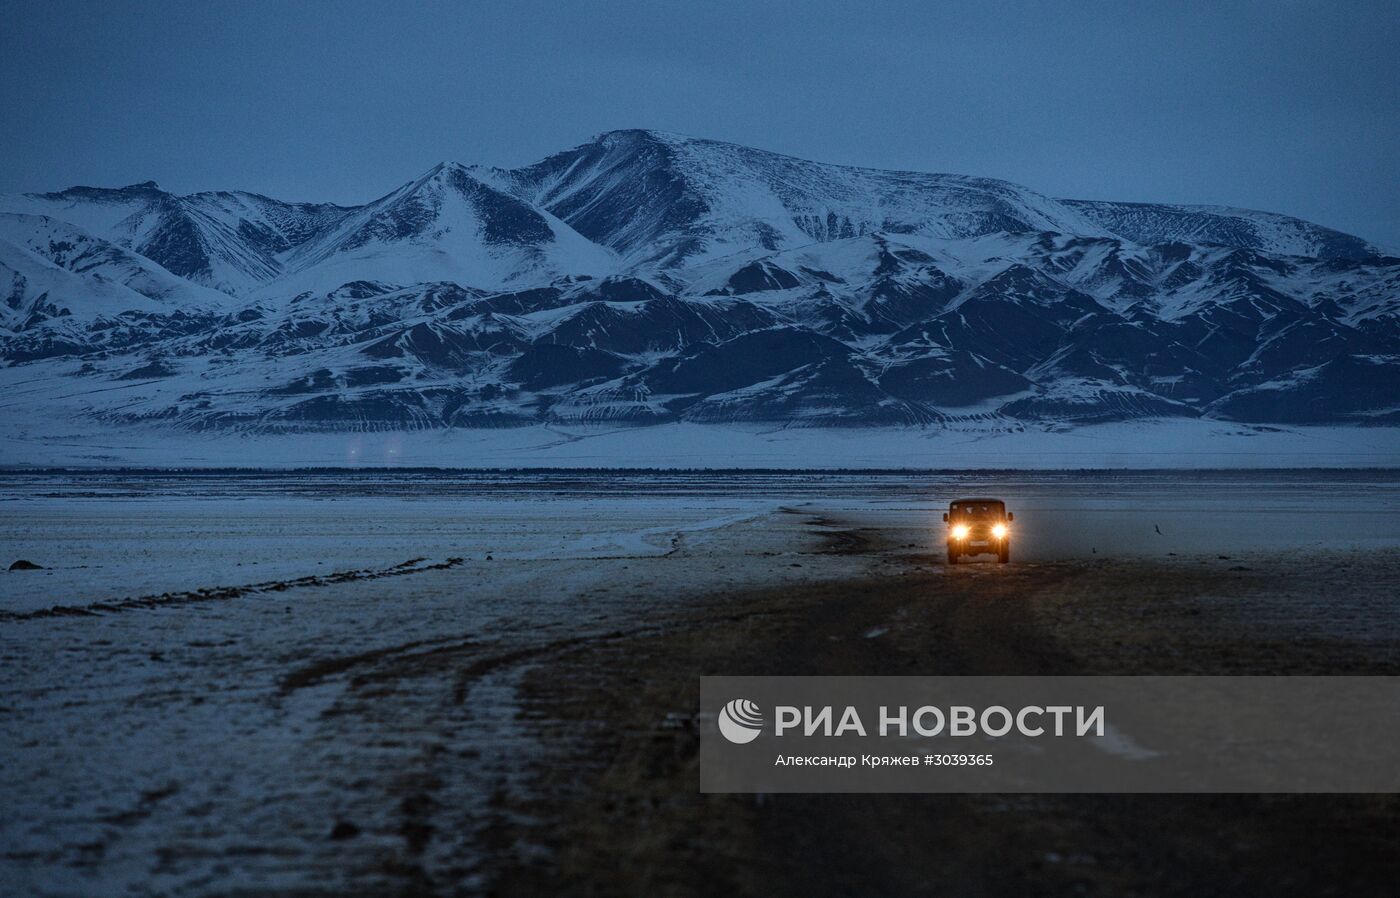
[3,128,1397,436]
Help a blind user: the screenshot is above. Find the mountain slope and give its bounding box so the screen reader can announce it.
[1065,199,1387,261]
[0,182,355,294]
[271,163,617,297]
[486,129,1113,269]
[0,213,235,310]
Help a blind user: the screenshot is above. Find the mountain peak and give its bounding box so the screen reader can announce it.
[428,161,470,176]
[503,128,1122,267]
[592,128,691,147]
[407,161,473,187]
[31,180,166,202]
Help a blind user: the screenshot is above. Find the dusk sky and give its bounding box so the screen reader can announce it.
[4,0,1397,246]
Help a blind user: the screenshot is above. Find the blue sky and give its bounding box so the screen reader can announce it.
[4,0,1397,246]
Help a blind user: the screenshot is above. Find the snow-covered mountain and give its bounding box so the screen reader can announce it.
[270,162,618,298]
[1064,199,1380,262]
[1,129,1396,435]
[0,182,352,294]
[483,129,1114,268]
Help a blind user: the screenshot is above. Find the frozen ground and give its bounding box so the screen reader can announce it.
[3,419,1400,469]
[1,471,1399,895]
[1,480,871,896]
[4,470,1398,611]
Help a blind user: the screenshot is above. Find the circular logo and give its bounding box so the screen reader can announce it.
[718,698,764,744]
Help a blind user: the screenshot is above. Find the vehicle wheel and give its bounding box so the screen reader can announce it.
[998,544,1010,564]
[947,547,958,565]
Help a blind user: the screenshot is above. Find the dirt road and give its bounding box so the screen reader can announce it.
[484,515,1400,897]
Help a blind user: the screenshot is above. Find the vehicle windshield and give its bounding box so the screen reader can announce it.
[951,503,1004,519]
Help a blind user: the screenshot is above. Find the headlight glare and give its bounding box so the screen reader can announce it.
[951,524,969,539]
[992,523,1008,539]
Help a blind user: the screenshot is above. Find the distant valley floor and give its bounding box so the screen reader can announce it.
[3,419,1399,468]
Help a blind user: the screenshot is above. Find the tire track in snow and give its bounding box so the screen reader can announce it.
[0,555,466,622]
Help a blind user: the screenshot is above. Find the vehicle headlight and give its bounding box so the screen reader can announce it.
[992,524,1008,539]
[951,524,969,539]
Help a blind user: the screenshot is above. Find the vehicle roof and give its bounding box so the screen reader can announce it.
[950,497,1006,505]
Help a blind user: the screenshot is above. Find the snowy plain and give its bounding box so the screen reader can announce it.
[3,470,1399,895]
[3,419,1400,469]
[1,489,825,895]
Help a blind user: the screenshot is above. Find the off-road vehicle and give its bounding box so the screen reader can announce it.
[944,498,1013,564]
